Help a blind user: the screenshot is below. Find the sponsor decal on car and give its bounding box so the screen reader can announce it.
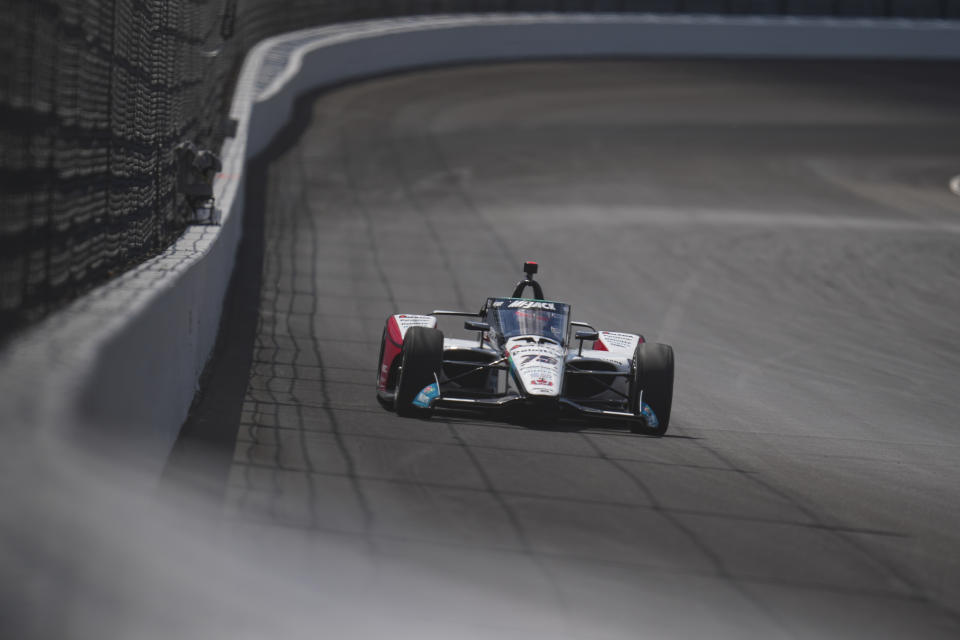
[595,331,641,354]
[395,314,435,329]
[527,366,554,376]
[391,314,438,341]
[509,344,563,356]
[412,382,440,409]
[507,300,556,310]
[641,402,659,428]
[521,354,558,365]
[600,332,635,348]
[504,337,564,396]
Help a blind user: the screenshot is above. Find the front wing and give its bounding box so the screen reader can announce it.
[413,382,659,429]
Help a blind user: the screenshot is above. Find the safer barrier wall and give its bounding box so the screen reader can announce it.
[2,14,960,478]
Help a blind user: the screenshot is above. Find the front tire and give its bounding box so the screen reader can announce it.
[395,326,444,417]
[630,342,674,436]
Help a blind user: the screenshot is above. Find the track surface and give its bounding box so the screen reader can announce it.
[191,61,960,638]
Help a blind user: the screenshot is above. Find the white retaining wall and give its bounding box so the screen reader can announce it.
[2,13,959,478]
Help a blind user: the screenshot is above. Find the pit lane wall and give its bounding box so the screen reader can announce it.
[2,14,959,478]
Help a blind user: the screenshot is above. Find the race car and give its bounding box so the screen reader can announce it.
[375,262,675,435]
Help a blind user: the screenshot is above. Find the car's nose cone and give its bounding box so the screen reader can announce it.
[505,337,565,397]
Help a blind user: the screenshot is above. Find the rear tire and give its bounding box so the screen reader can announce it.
[375,327,394,410]
[395,326,444,417]
[630,342,674,436]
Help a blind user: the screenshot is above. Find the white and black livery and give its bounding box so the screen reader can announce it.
[376,262,675,435]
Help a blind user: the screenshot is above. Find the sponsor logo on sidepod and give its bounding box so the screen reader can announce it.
[599,331,637,350]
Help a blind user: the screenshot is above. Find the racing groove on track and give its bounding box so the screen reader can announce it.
[180,61,960,638]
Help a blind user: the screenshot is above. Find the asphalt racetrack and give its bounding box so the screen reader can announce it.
[173,60,960,639]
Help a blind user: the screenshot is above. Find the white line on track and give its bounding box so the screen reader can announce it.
[950,174,960,197]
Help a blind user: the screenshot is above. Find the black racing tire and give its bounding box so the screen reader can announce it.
[375,326,393,411]
[630,342,674,436]
[395,326,444,418]
[376,326,387,385]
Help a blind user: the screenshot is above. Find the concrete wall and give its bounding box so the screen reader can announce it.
[2,13,959,479]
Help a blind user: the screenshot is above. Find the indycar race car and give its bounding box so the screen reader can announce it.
[375,262,675,435]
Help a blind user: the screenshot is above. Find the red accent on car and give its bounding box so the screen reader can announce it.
[592,336,608,351]
[386,315,403,346]
[379,316,405,390]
